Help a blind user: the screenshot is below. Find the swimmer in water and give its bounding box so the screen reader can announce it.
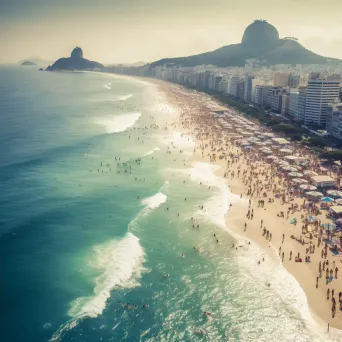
[163,274,169,278]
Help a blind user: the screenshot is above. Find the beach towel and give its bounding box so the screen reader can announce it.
[290,218,297,224]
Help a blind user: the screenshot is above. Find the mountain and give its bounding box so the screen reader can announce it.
[46,47,103,71]
[21,60,37,66]
[151,20,339,67]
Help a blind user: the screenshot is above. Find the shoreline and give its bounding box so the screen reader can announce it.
[147,77,342,335]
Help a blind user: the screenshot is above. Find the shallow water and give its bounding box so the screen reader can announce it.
[0,66,339,342]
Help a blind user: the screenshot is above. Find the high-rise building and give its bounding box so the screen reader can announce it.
[274,72,289,87]
[229,77,240,97]
[238,79,245,100]
[243,75,253,102]
[304,79,340,126]
[326,103,342,140]
[268,87,283,112]
[288,74,300,88]
[297,86,307,122]
[289,90,299,119]
[281,94,290,116]
[254,85,272,107]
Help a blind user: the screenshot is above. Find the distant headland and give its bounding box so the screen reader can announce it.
[46,47,103,71]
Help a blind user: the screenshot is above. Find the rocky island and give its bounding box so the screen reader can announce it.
[46,47,103,71]
[21,60,37,66]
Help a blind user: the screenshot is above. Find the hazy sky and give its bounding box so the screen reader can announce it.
[1,0,342,64]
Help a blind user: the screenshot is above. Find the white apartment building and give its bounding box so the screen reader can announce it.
[281,94,290,115]
[326,103,342,140]
[229,77,240,97]
[243,75,253,102]
[305,79,340,126]
[289,90,299,118]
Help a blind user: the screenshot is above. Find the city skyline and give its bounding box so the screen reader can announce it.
[1,0,342,64]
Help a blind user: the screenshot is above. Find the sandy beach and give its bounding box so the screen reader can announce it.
[151,78,342,333]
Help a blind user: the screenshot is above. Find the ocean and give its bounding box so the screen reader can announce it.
[0,66,337,342]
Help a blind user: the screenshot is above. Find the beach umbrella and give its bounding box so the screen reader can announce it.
[335,199,342,205]
[288,172,304,178]
[327,190,342,198]
[292,178,308,184]
[321,197,335,203]
[335,218,342,226]
[299,184,317,191]
[281,166,297,172]
[307,215,319,222]
[279,148,293,154]
[306,191,324,197]
[303,170,318,177]
[321,223,337,231]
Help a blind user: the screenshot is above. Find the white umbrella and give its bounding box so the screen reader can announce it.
[288,172,304,177]
[281,166,297,172]
[306,191,324,197]
[299,184,317,191]
[303,170,318,177]
[327,190,342,198]
[279,148,293,154]
[292,178,308,184]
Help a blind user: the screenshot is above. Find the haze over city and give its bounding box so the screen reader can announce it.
[1,0,342,64]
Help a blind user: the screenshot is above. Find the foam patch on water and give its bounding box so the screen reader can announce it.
[95,112,141,133]
[104,83,112,89]
[143,147,160,157]
[111,94,133,102]
[185,162,239,229]
[141,192,167,209]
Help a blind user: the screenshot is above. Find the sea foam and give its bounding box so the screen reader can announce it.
[143,147,160,157]
[95,112,141,133]
[186,162,239,229]
[49,232,145,342]
[141,192,167,209]
[68,232,145,319]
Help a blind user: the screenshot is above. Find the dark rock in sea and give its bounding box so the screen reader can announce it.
[46,47,103,71]
[38,68,44,71]
[151,20,339,67]
[21,60,37,66]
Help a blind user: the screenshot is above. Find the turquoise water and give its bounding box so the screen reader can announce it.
[0,66,337,342]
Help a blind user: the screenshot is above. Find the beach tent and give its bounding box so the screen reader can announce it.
[321,197,335,203]
[288,172,304,178]
[306,191,324,197]
[299,184,317,191]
